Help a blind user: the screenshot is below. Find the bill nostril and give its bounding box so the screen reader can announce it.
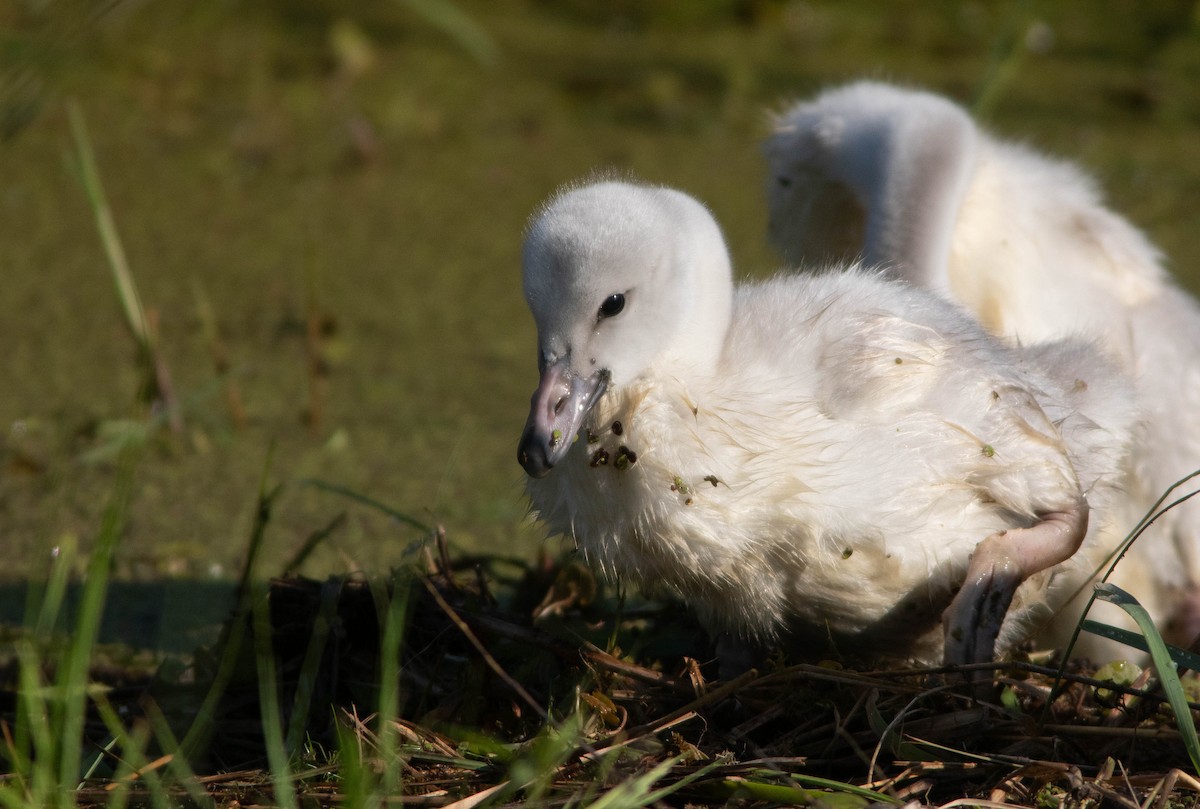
[554,396,566,415]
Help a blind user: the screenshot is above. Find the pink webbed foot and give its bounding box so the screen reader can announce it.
[943,501,1089,684]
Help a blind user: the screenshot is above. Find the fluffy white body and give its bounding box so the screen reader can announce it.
[764,81,1200,642]
[517,181,1136,665]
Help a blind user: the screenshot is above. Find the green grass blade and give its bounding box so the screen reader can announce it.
[584,756,685,809]
[8,541,80,804]
[253,582,299,809]
[79,732,118,782]
[66,100,151,351]
[30,537,77,639]
[67,100,184,432]
[395,0,499,66]
[13,641,54,806]
[1081,619,1200,671]
[175,611,248,764]
[970,0,1034,120]
[700,778,871,809]
[785,773,903,804]
[283,577,341,755]
[1046,470,1200,717]
[299,478,434,534]
[707,767,902,806]
[282,511,346,575]
[376,577,411,798]
[143,700,216,809]
[1094,582,1200,775]
[233,448,281,609]
[56,449,137,789]
[866,690,939,763]
[496,713,586,806]
[179,446,276,764]
[335,714,371,809]
[0,784,34,809]
[92,693,172,809]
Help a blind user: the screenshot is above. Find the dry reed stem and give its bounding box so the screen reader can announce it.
[101,753,173,791]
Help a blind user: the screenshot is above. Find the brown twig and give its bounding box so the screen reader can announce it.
[192,276,246,429]
[581,667,759,761]
[422,577,550,722]
[461,610,694,696]
[102,754,174,791]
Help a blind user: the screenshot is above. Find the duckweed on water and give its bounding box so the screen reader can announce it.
[2,1,1198,581]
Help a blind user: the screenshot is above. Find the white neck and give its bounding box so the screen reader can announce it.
[659,191,735,376]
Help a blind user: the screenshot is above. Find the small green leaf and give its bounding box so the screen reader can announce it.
[1081,620,1200,671]
[1093,582,1200,776]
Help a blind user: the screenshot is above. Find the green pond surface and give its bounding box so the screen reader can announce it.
[1,2,1199,636]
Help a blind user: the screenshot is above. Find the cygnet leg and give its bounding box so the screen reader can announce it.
[1172,586,1200,651]
[943,500,1089,670]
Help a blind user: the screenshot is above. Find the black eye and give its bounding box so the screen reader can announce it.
[598,293,625,319]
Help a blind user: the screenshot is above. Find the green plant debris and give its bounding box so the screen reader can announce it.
[1093,658,1143,704]
[614,446,638,471]
[1092,582,1200,775]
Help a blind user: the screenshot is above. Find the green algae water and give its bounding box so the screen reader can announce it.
[0,1,1198,585]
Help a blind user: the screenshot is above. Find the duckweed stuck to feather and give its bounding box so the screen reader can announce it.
[703,475,721,487]
[842,548,853,559]
[982,444,995,457]
[550,429,563,447]
[612,420,623,436]
[589,448,609,467]
[614,445,637,470]
[671,475,691,494]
